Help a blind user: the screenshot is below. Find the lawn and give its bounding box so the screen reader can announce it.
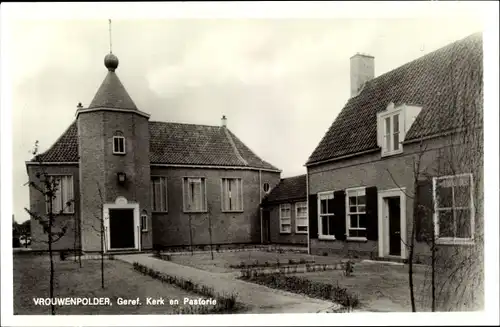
[291,261,433,312]
[13,255,213,315]
[167,250,350,273]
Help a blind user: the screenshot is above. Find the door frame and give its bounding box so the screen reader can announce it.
[377,188,407,259]
[103,196,140,253]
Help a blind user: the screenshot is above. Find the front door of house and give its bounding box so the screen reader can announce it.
[388,197,401,256]
[109,208,135,249]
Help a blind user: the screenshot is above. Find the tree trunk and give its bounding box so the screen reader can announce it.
[48,202,55,315]
[208,212,214,260]
[431,233,436,311]
[188,214,193,255]
[101,210,105,289]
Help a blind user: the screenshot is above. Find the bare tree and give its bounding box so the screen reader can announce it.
[24,141,74,315]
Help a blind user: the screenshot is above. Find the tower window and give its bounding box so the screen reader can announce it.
[113,136,126,154]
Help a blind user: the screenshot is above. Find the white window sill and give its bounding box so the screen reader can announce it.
[295,231,308,234]
[141,229,148,233]
[346,237,368,242]
[318,235,336,241]
[436,238,475,246]
[381,149,403,157]
[280,231,292,235]
[183,211,208,214]
[222,210,244,213]
[113,152,126,155]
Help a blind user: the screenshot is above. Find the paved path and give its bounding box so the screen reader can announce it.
[117,254,339,314]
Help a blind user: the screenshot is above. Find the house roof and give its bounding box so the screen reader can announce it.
[307,32,483,166]
[88,70,139,111]
[31,121,279,171]
[263,174,307,204]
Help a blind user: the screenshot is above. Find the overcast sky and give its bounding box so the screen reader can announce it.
[4,4,486,223]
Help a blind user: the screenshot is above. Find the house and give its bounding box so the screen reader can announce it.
[26,52,281,253]
[260,174,308,245]
[306,32,483,266]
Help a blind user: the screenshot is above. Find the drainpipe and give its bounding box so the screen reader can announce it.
[306,169,310,255]
[259,169,263,244]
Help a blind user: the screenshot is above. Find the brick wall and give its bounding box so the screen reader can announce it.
[150,167,280,248]
[28,165,81,251]
[264,201,307,245]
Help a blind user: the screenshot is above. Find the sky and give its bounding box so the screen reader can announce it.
[3,3,487,223]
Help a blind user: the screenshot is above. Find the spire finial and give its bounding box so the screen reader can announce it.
[108,19,113,54]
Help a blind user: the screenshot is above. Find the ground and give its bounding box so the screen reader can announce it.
[166,250,432,312]
[13,255,210,315]
[168,250,347,273]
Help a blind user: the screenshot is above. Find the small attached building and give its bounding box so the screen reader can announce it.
[261,175,308,245]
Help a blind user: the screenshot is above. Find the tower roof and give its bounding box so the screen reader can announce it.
[87,53,138,111]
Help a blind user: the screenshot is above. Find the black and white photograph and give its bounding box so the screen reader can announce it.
[1,1,499,326]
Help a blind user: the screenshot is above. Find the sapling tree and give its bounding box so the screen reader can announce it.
[24,141,75,315]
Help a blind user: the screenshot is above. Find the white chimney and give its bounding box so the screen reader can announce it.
[221,115,227,127]
[350,53,374,98]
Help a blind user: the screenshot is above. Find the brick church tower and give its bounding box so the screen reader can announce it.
[76,52,152,252]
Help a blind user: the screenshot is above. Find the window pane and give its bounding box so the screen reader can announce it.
[359,214,367,229]
[349,196,357,206]
[455,184,471,207]
[385,117,391,135]
[322,216,329,235]
[393,114,399,133]
[436,181,453,208]
[350,214,358,228]
[320,199,327,215]
[393,132,400,150]
[327,198,335,214]
[297,226,308,232]
[358,205,366,213]
[349,229,366,238]
[328,216,335,235]
[282,224,291,233]
[456,209,472,238]
[438,210,454,238]
[358,195,366,205]
[349,205,357,214]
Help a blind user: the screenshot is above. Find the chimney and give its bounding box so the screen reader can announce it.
[221,115,227,127]
[350,53,374,97]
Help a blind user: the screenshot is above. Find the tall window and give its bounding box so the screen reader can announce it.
[346,188,367,238]
[183,177,207,212]
[279,204,291,233]
[141,210,148,232]
[434,174,474,243]
[318,192,335,239]
[381,112,402,155]
[46,175,74,214]
[151,176,167,212]
[113,131,126,154]
[221,178,243,212]
[295,201,308,233]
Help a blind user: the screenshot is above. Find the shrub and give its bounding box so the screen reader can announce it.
[59,250,68,261]
[299,258,306,264]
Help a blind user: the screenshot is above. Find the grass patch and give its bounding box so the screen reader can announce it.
[240,273,359,310]
[133,262,240,314]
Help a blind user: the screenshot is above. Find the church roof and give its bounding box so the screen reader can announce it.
[31,121,279,171]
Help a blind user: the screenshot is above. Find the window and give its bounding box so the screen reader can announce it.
[113,132,125,154]
[280,204,291,233]
[46,175,74,214]
[263,183,270,193]
[141,210,148,232]
[295,201,308,233]
[382,112,401,154]
[433,174,474,244]
[151,176,167,212]
[183,177,207,212]
[318,192,335,239]
[346,188,367,239]
[221,178,243,212]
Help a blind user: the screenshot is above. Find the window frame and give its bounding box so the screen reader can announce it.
[345,187,367,241]
[295,201,308,234]
[318,191,336,240]
[151,176,168,213]
[141,211,148,232]
[279,203,292,234]
[433,173,475,245]
[221,178,244,213]
[45,174,75,215]
[182,177,208,213]
[379,109,404,157]
[112,135,126,155]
